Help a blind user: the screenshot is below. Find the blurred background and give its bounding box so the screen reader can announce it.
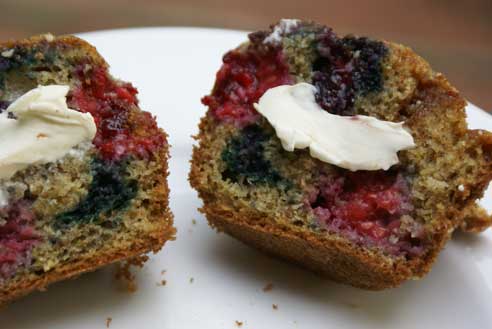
[1,0,490,110]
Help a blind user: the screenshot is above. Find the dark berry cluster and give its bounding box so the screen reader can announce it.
[343,36,388,96]
[312,28,387,115]
[56,158,137,227]
[222,125,283,185]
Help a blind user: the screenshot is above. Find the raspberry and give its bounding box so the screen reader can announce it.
[69,65,164,161]
[203,48,293,126]
[311,171,423,257]
[0,200,39,281]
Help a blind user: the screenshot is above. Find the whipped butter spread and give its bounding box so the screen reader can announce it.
[254,83,415,171]
[0,85,96,180]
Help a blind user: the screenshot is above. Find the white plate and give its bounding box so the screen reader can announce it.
[1,27,492,329]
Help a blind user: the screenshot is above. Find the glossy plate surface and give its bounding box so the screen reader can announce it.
[1,28,491,329]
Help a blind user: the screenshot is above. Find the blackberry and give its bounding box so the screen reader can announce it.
[311,29,387,115]
[343,36,388,95]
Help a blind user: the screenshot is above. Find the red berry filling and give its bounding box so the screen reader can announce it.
[69,65,165,161]
[202,47,293,126]
[310,171,424,257]
[0,200,39,281]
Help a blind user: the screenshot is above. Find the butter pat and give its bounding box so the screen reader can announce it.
[0,85,96,180]
[254,83,415,171]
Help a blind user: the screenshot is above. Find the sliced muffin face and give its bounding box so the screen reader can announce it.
[0,35,174,303]
[191,20,492,289]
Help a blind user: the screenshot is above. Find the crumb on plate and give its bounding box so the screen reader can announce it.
[114,257,147,293]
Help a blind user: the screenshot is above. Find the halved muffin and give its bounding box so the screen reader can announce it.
[190,20,492,289]
[0,34,175,304]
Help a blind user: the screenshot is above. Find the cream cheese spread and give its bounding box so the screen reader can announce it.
[0,85,96,180]
[254,83,415,171]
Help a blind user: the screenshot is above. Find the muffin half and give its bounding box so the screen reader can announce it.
[190,20,492,289]
[0,35,175,303]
